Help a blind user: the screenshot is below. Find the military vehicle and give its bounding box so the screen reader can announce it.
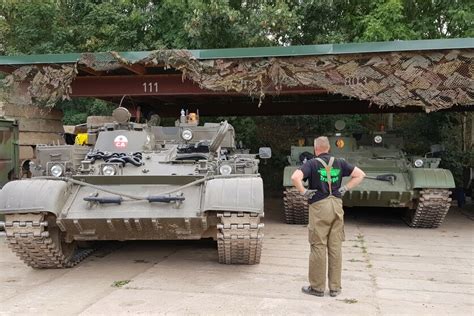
[0,118,19,188]
[282,146,312,224]
[283,121,454,228]
[0,108,270,268]
[0,118,19,227]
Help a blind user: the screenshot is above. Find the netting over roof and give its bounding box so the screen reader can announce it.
[1,42,473,112]
[129,49,473,112]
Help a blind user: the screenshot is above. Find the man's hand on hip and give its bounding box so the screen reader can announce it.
[338,185,348,195]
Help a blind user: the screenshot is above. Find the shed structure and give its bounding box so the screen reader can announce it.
[0,38,473,117]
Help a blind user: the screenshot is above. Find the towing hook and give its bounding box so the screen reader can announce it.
[175,191,184,208]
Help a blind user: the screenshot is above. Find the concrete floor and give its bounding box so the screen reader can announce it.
[0,199,473,316]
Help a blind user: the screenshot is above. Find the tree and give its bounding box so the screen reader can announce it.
[0,0,71,54]
[0,0,472,190]
[360,0,416,41]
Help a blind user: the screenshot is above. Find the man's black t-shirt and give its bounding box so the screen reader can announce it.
[299,153,355,204]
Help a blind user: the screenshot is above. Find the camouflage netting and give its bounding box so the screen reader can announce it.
[131,49,474,112]
[1,48,473,112]
[1,65,77,108]
[80,52,125,72]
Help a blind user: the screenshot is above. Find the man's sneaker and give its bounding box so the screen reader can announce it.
[329,290,341,297]
[301,286,324,297]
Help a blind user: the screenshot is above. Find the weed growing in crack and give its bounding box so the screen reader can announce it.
[112,280,131,288]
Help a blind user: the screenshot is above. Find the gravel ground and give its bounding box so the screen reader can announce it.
[0,199,472,316]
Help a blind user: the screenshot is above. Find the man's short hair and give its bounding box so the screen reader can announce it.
[314,136,330,151]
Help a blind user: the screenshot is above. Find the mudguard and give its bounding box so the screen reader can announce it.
[409,168,455,189]
[283,166,309,187]
[203,177,264,213]
[0,179,70,215]
[283,166,299,187]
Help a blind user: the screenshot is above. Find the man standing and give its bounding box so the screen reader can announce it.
[291,136,365,297]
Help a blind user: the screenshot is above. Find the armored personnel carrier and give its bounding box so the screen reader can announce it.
[0,108,270,268]
[283,121,454,228]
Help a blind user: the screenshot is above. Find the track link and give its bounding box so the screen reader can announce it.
[4,213,93,269]
[409,189,452,228]
[217,212,264,264]
[283,188,309,224]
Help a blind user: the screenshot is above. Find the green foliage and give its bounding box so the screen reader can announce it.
[185,0,301,48]
[186,1,245,49]
[72,1,145,51]
[360,0,416,41]
[396,112,471,187]
[2,0,473,53]
[1,0,70,54]
[404,0,474,39]
[142,1,192,49]
[59,98,115,125]
[0,0,472,190]
[297,0,473,44]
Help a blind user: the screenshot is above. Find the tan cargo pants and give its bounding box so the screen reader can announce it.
[308,196,345,292]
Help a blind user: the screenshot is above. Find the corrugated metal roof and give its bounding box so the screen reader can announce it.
[0,38,472,65]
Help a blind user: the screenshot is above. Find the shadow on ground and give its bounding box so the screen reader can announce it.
[89,197,474,255]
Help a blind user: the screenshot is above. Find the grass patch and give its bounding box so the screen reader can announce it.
[112,280,131,288]
[338,298,358,304]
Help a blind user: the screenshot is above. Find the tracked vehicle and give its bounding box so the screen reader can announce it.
[282,146,313,224]
[0,118,19,227]
[0,108,270,268]
[0,118,19,188]
[283,122,454,228]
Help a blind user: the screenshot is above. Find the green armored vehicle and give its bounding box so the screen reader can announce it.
[282,145,313,224]
[0,108,270,268]
[283,122,454,228]
[0,118,19,227]
[0,118,19,188]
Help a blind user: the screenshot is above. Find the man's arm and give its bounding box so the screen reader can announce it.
[291,169,306,194]
[345,167,365,190]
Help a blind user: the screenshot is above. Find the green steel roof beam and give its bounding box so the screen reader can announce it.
[0,38,472,65]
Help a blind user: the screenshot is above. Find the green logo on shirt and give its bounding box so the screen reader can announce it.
[319,168,341,183]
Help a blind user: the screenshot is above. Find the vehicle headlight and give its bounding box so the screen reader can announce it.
[414,159,424,168]
[219,164,232,175]
[50,164,64,177]
[102,165,117,176]
[374,135,383,144]
[181,129,193,141]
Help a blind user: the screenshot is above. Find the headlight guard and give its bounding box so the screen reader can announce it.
[414,159,424,168]
[219,164,232,175]
[181,129,193,141]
